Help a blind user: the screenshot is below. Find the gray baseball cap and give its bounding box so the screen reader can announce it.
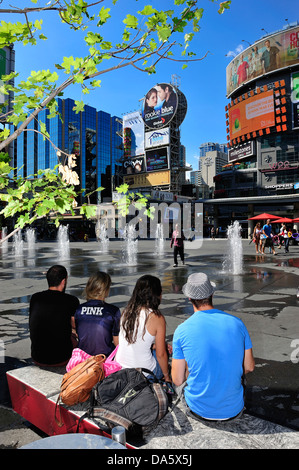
[182,273,216,300]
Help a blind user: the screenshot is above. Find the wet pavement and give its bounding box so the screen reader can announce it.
[0,236,299,448]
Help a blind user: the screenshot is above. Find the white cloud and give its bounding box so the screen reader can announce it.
[226,44,244,58]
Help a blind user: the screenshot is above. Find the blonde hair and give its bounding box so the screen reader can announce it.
[84,271,111,300]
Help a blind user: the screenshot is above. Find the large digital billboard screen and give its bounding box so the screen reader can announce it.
[141,83,178,129]
[123,111,145,157]
[226,25,299,97]
[123,156,145,175]
[291,71,299,129]
[145,147,169,172]
[228,90,275,140]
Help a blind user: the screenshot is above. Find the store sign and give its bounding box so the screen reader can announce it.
[268,161,299,171]
[228,141,255,162]
[145,128,170,149]
[264,183,294,190]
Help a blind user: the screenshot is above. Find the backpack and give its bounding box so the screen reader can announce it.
[55,354,105,426]
[82,367,169,437]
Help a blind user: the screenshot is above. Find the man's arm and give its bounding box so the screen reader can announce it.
[243,348,255,374]
[171,358,188,386]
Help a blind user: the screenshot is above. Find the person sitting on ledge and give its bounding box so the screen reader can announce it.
[75,271,121,357]
[116,275,172,383]
[29,265,79,367]
[171,272,255,421]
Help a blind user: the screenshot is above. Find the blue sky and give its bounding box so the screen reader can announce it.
[4,0,298,172]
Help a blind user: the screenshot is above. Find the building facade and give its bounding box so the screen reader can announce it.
[200,149,228,190]
[210,23,299,233]
[12,97,123,204]
[199,142,228,158]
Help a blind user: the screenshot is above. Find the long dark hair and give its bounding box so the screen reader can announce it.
[121,275,162,344]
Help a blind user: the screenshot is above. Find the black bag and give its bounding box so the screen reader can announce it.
[87,367,169,436]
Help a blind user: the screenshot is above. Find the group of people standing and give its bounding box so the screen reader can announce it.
[29,262,254,422]
[253,219,291,255]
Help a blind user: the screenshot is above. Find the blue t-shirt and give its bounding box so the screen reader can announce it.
[263,224,272,237]
[75,299,121,356]
[173,309,252,420]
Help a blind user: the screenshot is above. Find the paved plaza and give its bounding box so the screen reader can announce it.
[0,236,299,448]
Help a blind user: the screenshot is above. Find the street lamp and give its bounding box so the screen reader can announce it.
[242,39,251,46]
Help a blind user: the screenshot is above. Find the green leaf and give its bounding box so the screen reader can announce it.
[80,205,97,218]
[138,5,157,15]
[97,7,111,25]
[218,1,231,14]
[72,100,85,114]
[123,14,138,29]
[116,183,129,194]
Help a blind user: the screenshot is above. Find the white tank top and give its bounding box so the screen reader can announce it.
[116,308,156,372]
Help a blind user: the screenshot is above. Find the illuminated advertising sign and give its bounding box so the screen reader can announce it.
[226,25,299,97]
[123,111,145,157]
[291,71,299,129]
[141,83,178,129]
[228,90,275,140]
[123,156,145,175]
[145,128,170,149]
[145,147,169,172]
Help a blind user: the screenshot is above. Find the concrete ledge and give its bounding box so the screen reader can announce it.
[142,400,299,449]
[6,365,299,449]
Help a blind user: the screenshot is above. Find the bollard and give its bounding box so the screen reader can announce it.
[111,425,126,446]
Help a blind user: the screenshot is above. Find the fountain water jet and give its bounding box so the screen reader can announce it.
[222,220,243,275]
[122,224,138,266]
[96,221,110,253]
[25,228,36,254]
[13,230,24,257]
[155,223,165,256]
[57,225,70,260]
[1,227,8,253]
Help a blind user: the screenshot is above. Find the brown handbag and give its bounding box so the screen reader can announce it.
[55,354,105,426]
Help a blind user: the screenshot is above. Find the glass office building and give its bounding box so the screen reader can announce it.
[13,97,123,204]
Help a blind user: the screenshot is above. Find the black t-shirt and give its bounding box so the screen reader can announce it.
[29,289,79,365]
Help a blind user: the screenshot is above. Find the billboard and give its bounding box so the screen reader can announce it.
[145,127,170,149]
[123,156,145,175]
[141,83,178,129]
[122,111,145,157]
[226,25,299,97]
[123,170,170,188]
[291,71,299,129]
[228,89,275,140]
[145,147,169,172]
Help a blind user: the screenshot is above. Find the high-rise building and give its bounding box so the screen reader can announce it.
[12,97,123,203]
[200,150,228,189]
[199,142,228,160]
[209,22,299,232]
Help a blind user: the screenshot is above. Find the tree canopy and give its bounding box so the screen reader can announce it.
[0,0,231,241]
